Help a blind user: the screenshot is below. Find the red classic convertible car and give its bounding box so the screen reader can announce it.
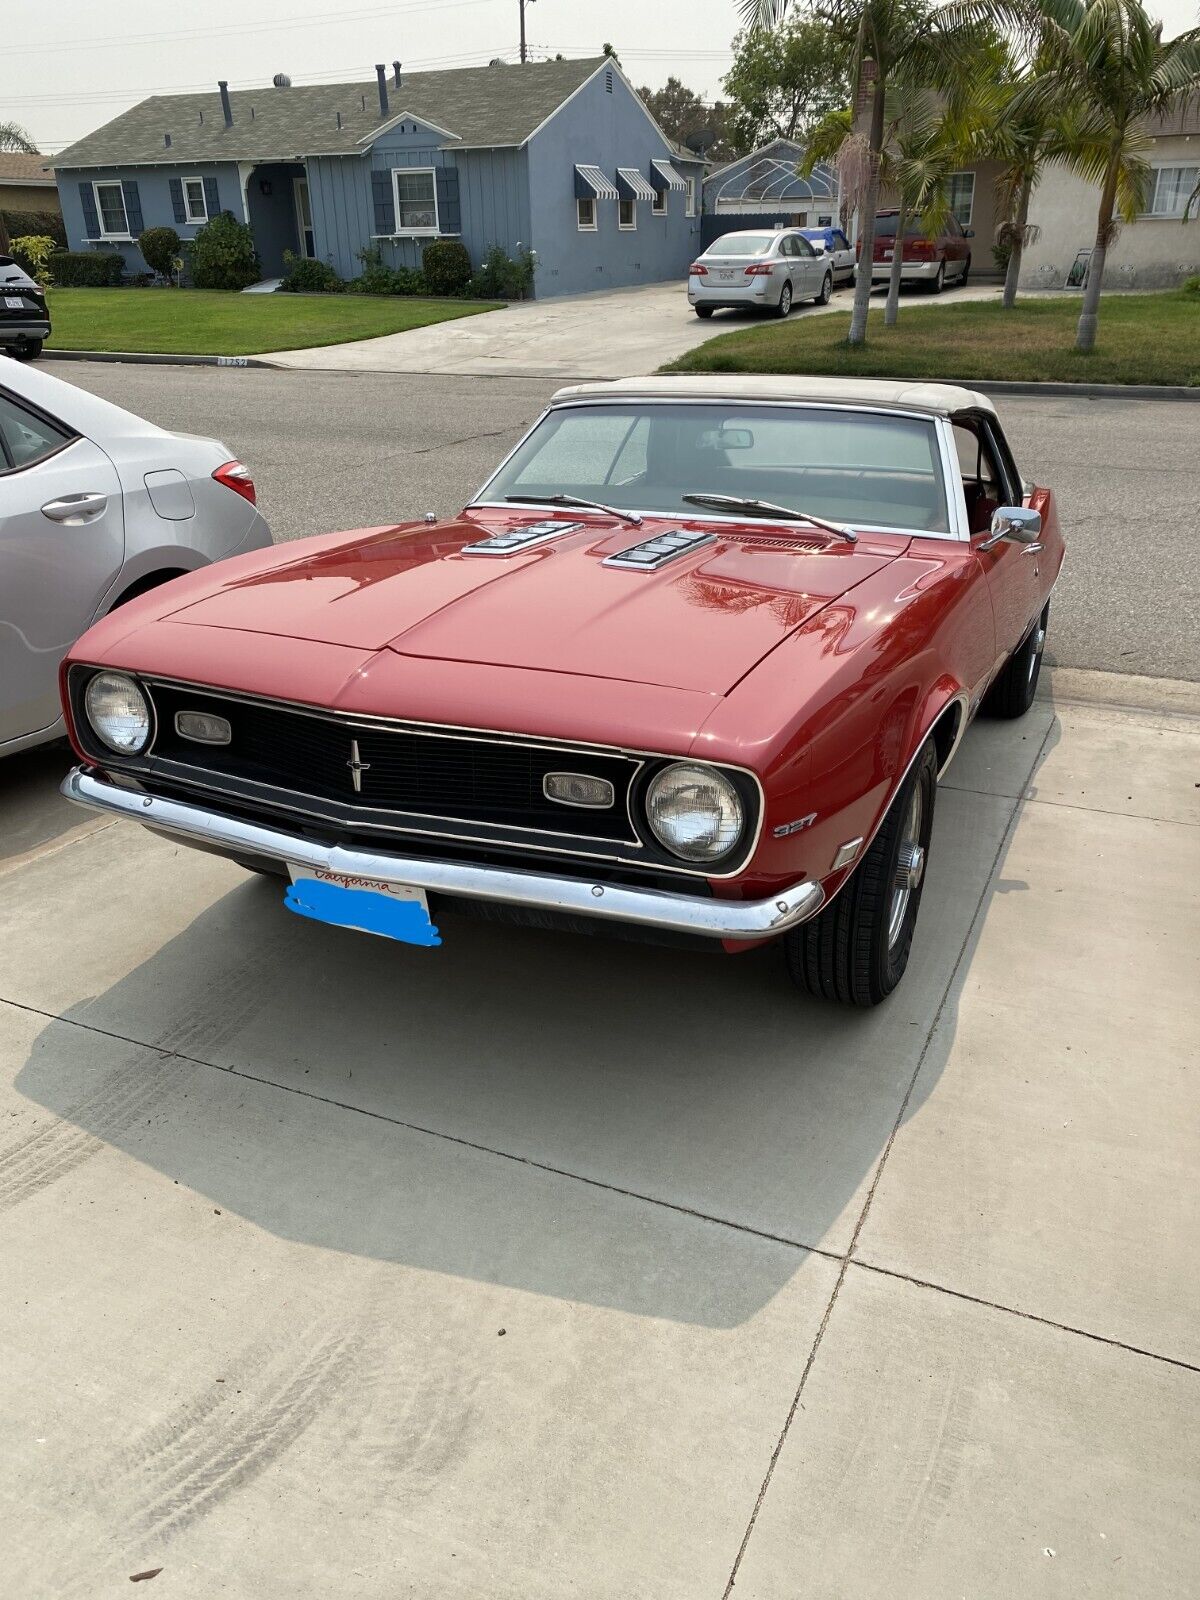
[60,377,1063,1005]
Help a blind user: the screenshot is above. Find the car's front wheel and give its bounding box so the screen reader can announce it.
[815,272,833,305]
[784,740,937,1006]
[983,601,1049,719]
[775,282,793,318]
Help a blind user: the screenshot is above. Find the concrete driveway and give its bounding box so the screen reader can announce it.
[2,677,1198,1597]
[266,279,1001,378]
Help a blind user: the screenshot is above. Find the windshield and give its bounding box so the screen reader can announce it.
[479,403,950,534]
[703,234,775,257]
[874,215,925,239]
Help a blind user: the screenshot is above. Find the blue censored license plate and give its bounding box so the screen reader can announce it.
[284,867,442,947]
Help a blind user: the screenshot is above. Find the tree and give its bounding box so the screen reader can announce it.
[0,120,38,154]
[638,77,742,161]
[723,12,854,148]
[952,0,1200,349]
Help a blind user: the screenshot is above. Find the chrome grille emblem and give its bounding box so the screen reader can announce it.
[347,738,371,793]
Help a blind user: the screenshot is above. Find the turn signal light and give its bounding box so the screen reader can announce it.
[212,459,257,504]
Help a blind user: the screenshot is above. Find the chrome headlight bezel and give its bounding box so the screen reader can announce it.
[643,761,748,865]
[82,671,153,755]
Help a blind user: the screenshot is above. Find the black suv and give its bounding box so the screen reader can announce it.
[0,255,51,360]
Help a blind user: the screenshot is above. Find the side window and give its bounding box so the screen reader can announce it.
[833,231,850,251]
[0,391,74,473]
[796,236,815,257]
[953,420,1006,534]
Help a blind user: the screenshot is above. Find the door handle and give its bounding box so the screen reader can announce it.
[41,492,108,523]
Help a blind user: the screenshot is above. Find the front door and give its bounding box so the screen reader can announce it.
[294,178,316,260]
[955,418,1042,680]
[0,389,124,744]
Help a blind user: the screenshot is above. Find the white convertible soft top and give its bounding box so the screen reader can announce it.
[551,374,998,419]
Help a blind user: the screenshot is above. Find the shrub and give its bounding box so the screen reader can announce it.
[421,238,472,296]
[48,249,124,287]
[1185,274,1200,297]
[466,244,537,301]
[991,239,1012,277]
[10,235,56,282]
[1,210,66,249]
[138,225,181,280]
[189,212,259,290]
[347,246,426,295]
[279,251,344,293]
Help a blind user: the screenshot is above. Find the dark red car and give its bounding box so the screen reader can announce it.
[863,210,973,292]
[60,377,1062,1006]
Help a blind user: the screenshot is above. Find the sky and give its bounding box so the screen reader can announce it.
[3,0,1197,155]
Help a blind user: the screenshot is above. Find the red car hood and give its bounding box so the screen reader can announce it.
[164,515,904,695]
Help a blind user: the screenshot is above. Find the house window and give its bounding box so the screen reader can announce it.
[392,167,439,234]
[652,186,667,215]
[577,195,597,231]
[93,181,129,238]
[685,177,697,218]
[1145,164,1199,218]
[182,177,208,223]
[948,171,975,227]
[618,198,636,230]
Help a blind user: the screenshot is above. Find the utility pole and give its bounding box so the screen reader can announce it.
[519,0,533,64]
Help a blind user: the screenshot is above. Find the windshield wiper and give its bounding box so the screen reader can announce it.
[682,492,857,544]
[504,493,642,527]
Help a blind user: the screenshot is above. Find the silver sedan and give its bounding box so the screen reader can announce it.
[688,229,835,319]
[1,358,272,755]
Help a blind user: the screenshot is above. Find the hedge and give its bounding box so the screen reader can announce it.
[47,250,125,287]
[1,210,66,250]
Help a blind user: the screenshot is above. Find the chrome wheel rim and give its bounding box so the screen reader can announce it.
[1028,621,1047,685]
[888,786,926,951]
[780,286,791,314]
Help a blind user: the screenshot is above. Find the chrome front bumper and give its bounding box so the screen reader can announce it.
[62,768,825,941]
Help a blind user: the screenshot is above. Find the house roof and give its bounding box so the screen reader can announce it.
[50,56,608,169]
[0,152,56,185]
[552,376,998,419]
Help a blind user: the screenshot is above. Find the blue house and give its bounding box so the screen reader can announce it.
[700,137,840,250]
[50,57,705,298]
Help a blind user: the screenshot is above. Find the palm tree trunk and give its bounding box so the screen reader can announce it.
[1003,178,1031,310]
[1076,164,1119,352]
[884,202,907,326]
[848,78,887,346]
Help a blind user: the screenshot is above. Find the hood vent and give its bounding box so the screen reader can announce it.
[461,520,585,557]
[603,528,716,571]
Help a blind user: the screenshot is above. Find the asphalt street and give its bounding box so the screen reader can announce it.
[45,359,1200,681]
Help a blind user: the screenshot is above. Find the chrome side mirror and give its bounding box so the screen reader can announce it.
[980,505,1042,550]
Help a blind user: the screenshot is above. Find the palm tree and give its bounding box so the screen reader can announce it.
[952,0,1200,348]
[744,0,970,344]
[0,120,38,154]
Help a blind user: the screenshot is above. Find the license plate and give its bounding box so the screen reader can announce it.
[284,866,442,947]
[882,251,893,261]
[718,269,736,280]
[4,296,24,309]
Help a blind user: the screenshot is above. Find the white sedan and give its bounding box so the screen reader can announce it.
[1,358,272,755]
[688,229,834,319]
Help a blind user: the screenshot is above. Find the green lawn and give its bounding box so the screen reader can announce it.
[663,290,1200,387]
[45,288,504,356]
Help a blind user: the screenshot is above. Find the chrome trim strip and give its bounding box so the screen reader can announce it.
[62,769,823,942]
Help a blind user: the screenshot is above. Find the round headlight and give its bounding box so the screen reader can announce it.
[84,672,151,754]
[645,762,745,863]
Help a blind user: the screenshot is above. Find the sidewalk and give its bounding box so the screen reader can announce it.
[1,675,1196,1596]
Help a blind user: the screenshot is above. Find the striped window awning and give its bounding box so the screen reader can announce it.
[574,164,619,200]
[616,167,659,202]
[650,159,687,193]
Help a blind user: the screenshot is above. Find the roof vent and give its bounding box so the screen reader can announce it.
[163,133,172,149]
[462,520,585,557]
[273,73,292,88]
[393,59,402,88]
[375,64,390,116]
[603,529,716,571]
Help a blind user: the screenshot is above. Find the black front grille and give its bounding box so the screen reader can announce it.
[145,684,639,842]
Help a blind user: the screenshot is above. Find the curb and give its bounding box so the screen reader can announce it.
[1039,666,1200,717]
[44,349,277,369]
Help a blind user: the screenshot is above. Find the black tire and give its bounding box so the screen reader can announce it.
[959,255,971,287]
[12,337,43,361]
[695,305,714,319]
[815,272,833,305]
[927,262,945,295]
[775,281,793,318]
[982,602,1049,719]
[784,740,938,1007]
